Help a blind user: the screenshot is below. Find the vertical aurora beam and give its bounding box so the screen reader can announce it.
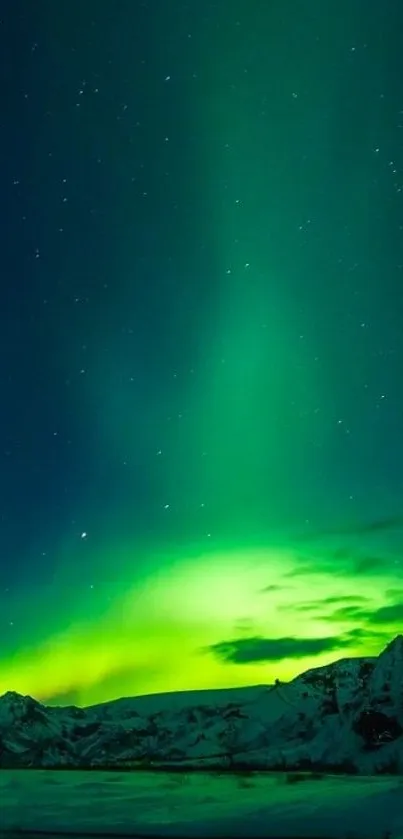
[188,16,322,536]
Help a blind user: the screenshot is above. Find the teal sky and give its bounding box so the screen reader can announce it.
[0,0,402,706]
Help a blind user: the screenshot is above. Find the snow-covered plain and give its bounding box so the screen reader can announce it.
[0,769,403,838]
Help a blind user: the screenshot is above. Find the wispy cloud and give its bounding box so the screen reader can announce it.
[322,595,371,605]
[327,605,372,621]
[370,603,403,625]
[259,583,286,593]
[296,515,403,542]
[285,595,370,615]
[353,555,387,574]
[386,588,403,600]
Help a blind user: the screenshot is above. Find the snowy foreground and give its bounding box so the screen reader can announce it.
[0,769,403,838]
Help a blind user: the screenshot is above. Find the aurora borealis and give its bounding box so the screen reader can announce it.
[1,0,402,708]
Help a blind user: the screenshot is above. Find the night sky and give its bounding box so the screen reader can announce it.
[1,0,403,708]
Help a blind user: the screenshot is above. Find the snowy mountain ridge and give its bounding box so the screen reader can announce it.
[0,635,402,773]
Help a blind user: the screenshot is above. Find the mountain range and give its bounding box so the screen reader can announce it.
[0,635,402,773]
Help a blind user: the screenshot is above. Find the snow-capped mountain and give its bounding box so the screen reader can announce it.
[0,635,402,773]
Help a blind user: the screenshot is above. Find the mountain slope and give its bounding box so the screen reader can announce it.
[0,635,402,773]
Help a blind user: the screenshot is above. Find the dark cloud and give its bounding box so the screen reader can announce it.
[293,602,323,612]
[288,595,370,614]
[207,634,352,664]
[327,605,372,621]
[370,603,403,625]
[283,553,352,577]
[322,594,370,605]
[282,566,311,578]
[386,588,403,601]
[352,516,403,535]
[353,555,386,573]
[282,559,330,578]
[296,515,403,542]
[260,583,285,593]
[341,627,391,646]
[285,549,397,578]
[344,627,368,640]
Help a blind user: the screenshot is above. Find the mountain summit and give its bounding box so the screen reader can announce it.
[0,636,402,773]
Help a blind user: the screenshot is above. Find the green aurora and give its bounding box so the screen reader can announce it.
[1,1,402,707]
